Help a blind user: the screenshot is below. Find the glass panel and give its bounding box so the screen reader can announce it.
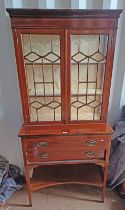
[71,34,108,121]
[21,34,61,122]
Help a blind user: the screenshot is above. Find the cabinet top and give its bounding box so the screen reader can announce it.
[18,123,113,137]
[6,9,122,19]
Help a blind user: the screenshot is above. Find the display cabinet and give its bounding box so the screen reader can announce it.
[7,9,122,206]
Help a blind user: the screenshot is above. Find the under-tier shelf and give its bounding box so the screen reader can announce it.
[30,164,103,191]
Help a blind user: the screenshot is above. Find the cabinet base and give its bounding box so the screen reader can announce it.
[25,163,107,205]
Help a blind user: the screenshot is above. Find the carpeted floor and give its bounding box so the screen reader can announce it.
[1,184,125,210]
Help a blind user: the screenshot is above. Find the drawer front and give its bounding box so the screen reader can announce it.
[25,135,109,151]
[26,148,105,163]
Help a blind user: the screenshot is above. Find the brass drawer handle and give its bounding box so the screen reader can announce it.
[36,142,48,148]
[86,140,97,146]
[38,153,48,159]
[85,151,96,157]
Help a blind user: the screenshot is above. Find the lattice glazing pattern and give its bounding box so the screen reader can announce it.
[21,34,61,122]
[71,35,108,121]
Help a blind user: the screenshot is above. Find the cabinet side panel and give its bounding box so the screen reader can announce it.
[101,30,117,121]
[12,30,30,123]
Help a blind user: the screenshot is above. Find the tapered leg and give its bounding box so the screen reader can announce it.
[101,164,108,202]
[101,187,105,202]
[25,166,32,207]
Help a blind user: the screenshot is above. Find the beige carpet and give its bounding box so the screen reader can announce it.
[0,185,125,210]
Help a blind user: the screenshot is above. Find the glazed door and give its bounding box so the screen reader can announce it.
[14,30,65,124]
[67,30,112,122]
[14,29,114,124]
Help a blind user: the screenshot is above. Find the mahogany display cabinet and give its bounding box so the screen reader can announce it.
[7,9,122,206]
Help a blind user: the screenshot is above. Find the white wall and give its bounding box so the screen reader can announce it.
[108,0,125,124]
[55,0,70,9]
[0,0,23,168]
[87,0,103,9]
[22,0,38,8]
[120,73,125,108]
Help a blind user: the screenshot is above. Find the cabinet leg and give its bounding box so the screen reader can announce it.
[25,166,32,207]
[101,164,108,202]
[101,187,105,202]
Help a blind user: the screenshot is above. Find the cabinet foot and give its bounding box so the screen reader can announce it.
[100,186,105,202]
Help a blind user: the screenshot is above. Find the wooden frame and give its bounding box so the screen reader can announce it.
[13,29,66,124]
[13,28,116,124]
[7,9,122,206]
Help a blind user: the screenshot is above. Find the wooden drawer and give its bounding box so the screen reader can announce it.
[25,135,109,151]
[26,148,105,163]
